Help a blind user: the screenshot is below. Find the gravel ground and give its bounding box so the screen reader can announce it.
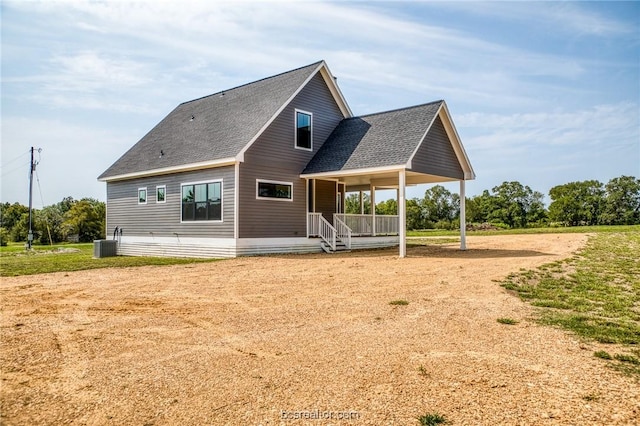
[1,233,639,425]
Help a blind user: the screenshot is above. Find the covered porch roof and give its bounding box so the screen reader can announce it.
[301,100,475,257]
[300,100,474,188]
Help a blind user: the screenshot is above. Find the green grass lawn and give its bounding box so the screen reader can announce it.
[501,230,640,377]
[0,242,218,277]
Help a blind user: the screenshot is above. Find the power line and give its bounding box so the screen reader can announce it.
[0,159,31,179]
[0,149,30,169]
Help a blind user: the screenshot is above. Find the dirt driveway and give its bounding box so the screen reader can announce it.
[1,234,638,425]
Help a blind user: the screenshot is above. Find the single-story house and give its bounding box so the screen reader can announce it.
[98,61,475,258]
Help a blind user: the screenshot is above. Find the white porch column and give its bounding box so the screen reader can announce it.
[460,179,467,251]
[370,186,376,236]
[399,169,406,258]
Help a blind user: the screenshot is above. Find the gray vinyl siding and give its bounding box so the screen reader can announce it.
[314,180,337,224]
[106,167,235,238]
[410,116,464,179]
[239,73,345,238]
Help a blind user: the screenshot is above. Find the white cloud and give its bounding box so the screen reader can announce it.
[4,0,594,114]
[429,1,635,37]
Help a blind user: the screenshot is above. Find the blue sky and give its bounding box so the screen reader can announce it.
[2,0,638,207]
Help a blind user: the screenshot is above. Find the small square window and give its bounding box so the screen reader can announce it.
[156,186,166,203]
[138,188,147,204]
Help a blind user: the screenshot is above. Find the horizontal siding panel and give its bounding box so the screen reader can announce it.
[106,166,235,238]
[410,116,464,179]
[239,73,345,238]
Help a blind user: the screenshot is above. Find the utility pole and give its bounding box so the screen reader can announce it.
[27,147,36,250]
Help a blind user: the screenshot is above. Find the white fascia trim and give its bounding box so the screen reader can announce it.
[301,165,405,180]
[439,102,476,180]
[99,158,237,182]
[319,62,353,118]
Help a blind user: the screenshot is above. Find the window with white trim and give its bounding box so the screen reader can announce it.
[257,180,293,201]
[295,110,312,150]
[156,185,166,203]
[138,187,147,204]
[181,180,222,221]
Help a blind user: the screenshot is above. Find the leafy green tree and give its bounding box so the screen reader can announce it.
[62,198,105,242]
[548,180,604,226]
[421,185,459,224]
[36,204,66,244]
[0,202,29,240]
[466,190,496,224]
[490,181,546,228]
[600,176,640,225]
[345,192,371,214]
[10,212,32,242]
[406,198,424,230]
[375,199,397,215]
[0,227,9,246]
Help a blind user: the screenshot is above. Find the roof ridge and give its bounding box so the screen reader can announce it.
[180,60,324,105]
[352,100,444,119]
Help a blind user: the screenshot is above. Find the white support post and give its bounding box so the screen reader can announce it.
[399,170,406,258]
[460,179,467,251]
[370,186,376,236]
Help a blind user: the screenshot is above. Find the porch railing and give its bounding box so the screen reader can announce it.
[333,214,399,236]
[334,213,372,236]
[375,215,399,235]
[334,215,352,250]
[308,212,337,251]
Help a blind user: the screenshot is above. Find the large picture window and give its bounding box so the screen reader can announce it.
[257,180,293,201]
[295,110,312,150]
[181,181,222,221]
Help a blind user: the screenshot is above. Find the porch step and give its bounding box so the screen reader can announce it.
[320,241,350,254]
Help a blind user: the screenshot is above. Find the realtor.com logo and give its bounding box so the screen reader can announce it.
[281,410,360,421]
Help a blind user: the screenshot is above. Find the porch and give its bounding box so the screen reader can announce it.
[307,212,399,252]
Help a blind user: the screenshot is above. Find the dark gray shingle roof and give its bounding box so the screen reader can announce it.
[302,100,443,174]
[99,61,323,180]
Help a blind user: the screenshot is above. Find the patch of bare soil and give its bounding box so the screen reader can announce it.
[1,234,638,425]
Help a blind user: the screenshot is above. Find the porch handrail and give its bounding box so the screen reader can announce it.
[334,216,352,250]
[309,213,337,251]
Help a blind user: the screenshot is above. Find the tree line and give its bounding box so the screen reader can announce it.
[1,175,637,246]
[346,175,640,230]
[0,197,105,246]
